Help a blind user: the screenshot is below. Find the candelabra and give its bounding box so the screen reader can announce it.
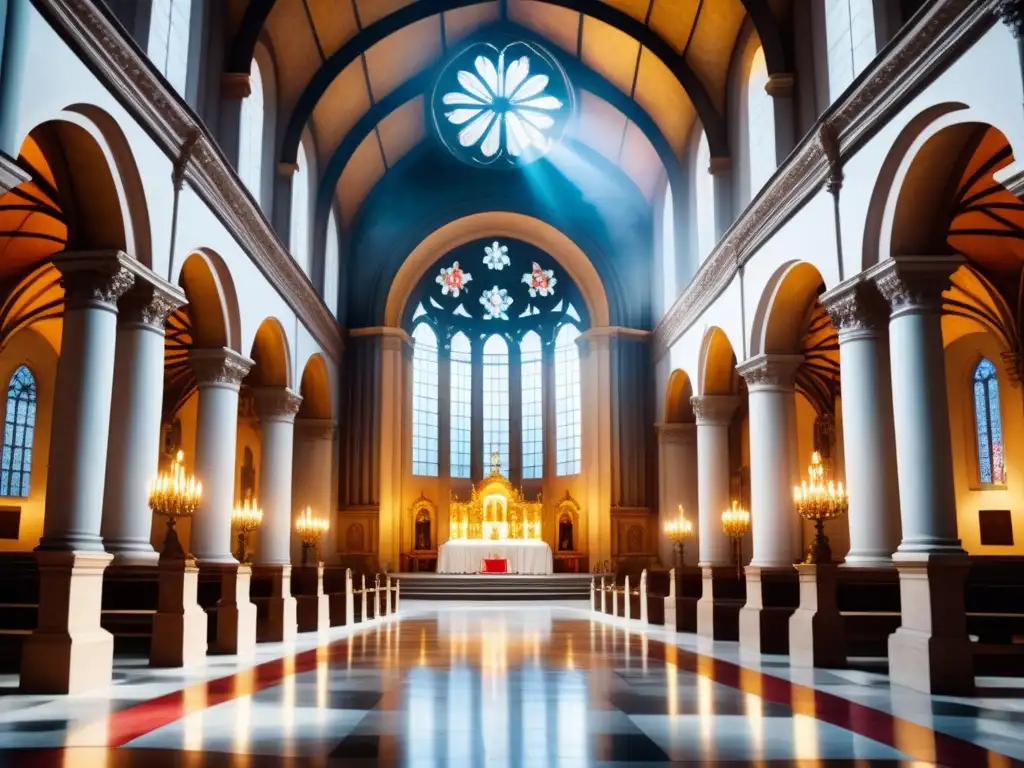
[664,504,693,571]
[793,451,849,564]
[721,500,750,580]
[148,450,202,560]
[295,506,329,565]
[231,497,263,563]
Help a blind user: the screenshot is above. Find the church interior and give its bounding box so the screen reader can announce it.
[1,0,1024,763]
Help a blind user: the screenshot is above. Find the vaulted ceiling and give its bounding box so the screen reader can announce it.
[223,0,790,229]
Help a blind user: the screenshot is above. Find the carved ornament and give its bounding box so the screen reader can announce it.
[120,280,186,329]
[254,387,303,421]
[188,348,254,387]
[820,279,888,335]
[867,256,964,314]
[735,354,803,390]
[690,395,741,426]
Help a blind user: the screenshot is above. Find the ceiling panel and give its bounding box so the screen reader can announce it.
[265,0,325,110]
[574,90,628,164]
[378,96,426,168]
[339,132,387,227]
[633,47,694,159]
[443,3,501,46]
[685,0,746,113]
[311,61,372,165]
[364,17,442,102]
[599,0,650,24]
[306,0,359,58]
[619,120,664,201]
[355,0,419,29]
[581,17,639,98]
[647,0,700,54]
[508,0,579,56]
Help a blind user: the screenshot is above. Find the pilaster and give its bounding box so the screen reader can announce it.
[691,395,740,567]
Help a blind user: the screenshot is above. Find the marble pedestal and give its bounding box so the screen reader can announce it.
[296,565,330,633]
[210,563,257,657]
[254,564,298,643]
[888,553,974,695]
[20,551,114,694]
[150,557,208,668]
[789,563,846,668]
[739,566,799,655]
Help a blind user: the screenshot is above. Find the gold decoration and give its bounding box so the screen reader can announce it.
[296,506,329,565]
[794,451,849,564]
[721,500,750,579]
[450,450,543,541]
[663,504,693,570]
[231,496,263,563]
[148,450,201,560]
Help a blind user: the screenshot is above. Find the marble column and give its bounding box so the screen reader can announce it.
[189,348,253,563]
[655,423,697,567]
[868,255,974,695]
[821,278,901,565]
[101,276,186,564]
[691,396,740,567]
[378,330,407,572]
[579,330,613,565]
[292,418,336,565]
[22,251,136,694]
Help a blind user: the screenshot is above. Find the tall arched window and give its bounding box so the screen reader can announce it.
[658,183,677,316]
[483,334,510,475]
[747,46,776,196]
[412,324,439,477]
[823,0,877,102]
[555,324,581,476]
[290,142,311,275]
[148,0,192,94]
[323,210,340,317]
[238,58,265,202]
[0,366,37,498]
[521,331,543,479]
[974,358,1005,485]
[450,332,472,479]
[694,131,716,263]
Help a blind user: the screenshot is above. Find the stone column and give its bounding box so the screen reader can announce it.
[101,276,186,564]
[868,255,974,695]
[378,330,407,571]
[189,348,253,563]
[655,423,697,567]
[253,387,302,643]
[22,251,136,694]
[691,396,740,567]
[821,278,901,565]
[579,330,613,565]
[292,418,336,565]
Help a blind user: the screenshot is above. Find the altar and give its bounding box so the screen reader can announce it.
[438,451,553,575]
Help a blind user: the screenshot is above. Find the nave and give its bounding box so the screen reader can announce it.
[0,603,1022,766]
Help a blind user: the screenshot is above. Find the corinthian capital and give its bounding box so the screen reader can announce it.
[866,255,963,316]
[189,347,253,388]
[736,354,803,391]
[119,276,187,330]
[254,387,303,422]
[820,278,888,338]
[690,395,740,426]
[53,250,137,310]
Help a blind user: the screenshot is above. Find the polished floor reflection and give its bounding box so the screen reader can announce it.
[1,604,1023,766]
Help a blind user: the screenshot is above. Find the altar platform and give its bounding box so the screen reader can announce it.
[398,573,591,601]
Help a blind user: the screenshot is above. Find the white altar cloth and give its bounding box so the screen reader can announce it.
[437,539,553,575]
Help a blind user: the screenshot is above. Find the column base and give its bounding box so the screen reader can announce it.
[209,563,257,657]
[253,565,298,643]
[20,551,114,694]
[739,566,799,655]
[887,553,974,695]
[150,557,208,668]
[842,553,895,567]
[696,565,745,641]
[789,563,846,668]
[105,538,160,567]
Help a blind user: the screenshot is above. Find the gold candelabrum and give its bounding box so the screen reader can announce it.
[793,451,849,564]
[663,504,693,571]
[231,496,263,564]
[148,450,202,561]
[295,506,329,565]
[721,500,751,580]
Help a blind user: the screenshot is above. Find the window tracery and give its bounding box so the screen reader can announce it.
[974,357,1005,485]
[0,366,36,498]
[412,324,439,477]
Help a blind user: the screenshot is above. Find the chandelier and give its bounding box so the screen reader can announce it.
[793,451,849,564]
[148,450,201,560]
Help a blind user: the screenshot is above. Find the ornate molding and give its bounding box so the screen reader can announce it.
[119,275,186,329]
[188,347,253,387]
[33,0,342,362]
[254,387,303,421]
[689,396,740,426]
[735,354,803,390]
[866,255,964,315]
[652,0,993,357]
[52,250,149,309]
[820,278,888,336]
[995,0,1024,37]
[817,122,843,196]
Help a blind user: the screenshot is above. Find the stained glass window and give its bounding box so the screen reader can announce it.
[411,324,439,477]
[450,333,472,479]
[0,366,37,498]
[521,331,543,479]
[483,334,510,475]
[974,358,1005,484]
[555,324,581,476]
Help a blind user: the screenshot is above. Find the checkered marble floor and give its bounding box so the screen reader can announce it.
[0,602,1022,766]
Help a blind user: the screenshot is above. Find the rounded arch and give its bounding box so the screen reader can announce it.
[698,326,738,396]
[749,260,826,357]
[385,212,610,328]
[248,317,292,389]
[176,249,243,352]
[23,105,152,266]
[664,369,694,423]
[298,353,332,419]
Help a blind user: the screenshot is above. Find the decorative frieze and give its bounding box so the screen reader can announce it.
[188,348,254,388]
[690,395,741,426]
[735,354,803,391]
[254,388,303,422]
[867,256,964,315]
